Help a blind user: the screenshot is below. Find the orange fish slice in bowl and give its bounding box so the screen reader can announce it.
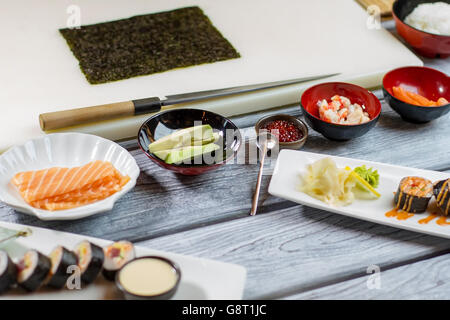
[392,86,448,107]
[11,160,131,211]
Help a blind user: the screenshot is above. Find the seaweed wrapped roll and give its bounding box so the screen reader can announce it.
[0,250,17,294]
[46,246,78,289]
[17,250,51,292]
[103,241,135,281]
[434,179,450,216]
[394,176,433,213]
[75,240,104,285]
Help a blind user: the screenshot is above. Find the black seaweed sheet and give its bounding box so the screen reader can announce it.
[59,6,241,84]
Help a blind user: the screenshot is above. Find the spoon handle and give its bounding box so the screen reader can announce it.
[250,143,268,216]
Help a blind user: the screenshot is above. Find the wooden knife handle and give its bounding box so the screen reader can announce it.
[39,101,135,131]
[39,97,164,131]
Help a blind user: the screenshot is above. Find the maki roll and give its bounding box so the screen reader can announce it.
[0,250,17,294]
[434,179,450,216]
[103,241,135,281]
[75,240,104,285]
[46,246,78,289]
[16,250,51,292]
[394,176,433,213]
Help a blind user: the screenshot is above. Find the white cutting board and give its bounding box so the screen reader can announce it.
[0,0,422,152]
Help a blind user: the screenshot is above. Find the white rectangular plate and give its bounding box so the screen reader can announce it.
[0,221,246,300]
[268,150,450,239]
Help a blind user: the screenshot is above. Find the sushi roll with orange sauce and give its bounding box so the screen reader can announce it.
[394,177,433,213]
[434,179,450,216]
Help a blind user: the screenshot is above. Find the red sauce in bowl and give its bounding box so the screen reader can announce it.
[261,120,302,143]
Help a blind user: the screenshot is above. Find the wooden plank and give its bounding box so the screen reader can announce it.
[356,0,395,17]
[0,97,449,240]
[134,198,450,299]
[283,252,450,300]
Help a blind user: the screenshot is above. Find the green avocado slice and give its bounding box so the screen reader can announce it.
[149,125,214,153]
[195,132,220,146]
[153,143,220,164]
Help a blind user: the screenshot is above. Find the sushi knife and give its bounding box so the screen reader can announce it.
[39,73,339,131]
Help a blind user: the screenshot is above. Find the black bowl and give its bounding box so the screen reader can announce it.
[138,109,242,175]
[382,66,450,123]
[300,82,382,141]
[393,0,450,58]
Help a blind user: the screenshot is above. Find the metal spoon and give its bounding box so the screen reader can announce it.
[250,132,278,216]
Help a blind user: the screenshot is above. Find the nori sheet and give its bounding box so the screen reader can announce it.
[59,6,241,84]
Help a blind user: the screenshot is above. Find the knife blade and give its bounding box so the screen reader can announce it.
[39,72,339,131]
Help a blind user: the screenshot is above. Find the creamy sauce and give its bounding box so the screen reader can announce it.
[118,258,178,296]
[385,208,414,220]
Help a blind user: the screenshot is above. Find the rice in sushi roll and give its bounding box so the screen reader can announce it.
[46,246,78,289]
[434,179,450,216]
[16,250,51,292]
[75,240,104,285]
[103,241,135,281]
[0,250,17,294]
[394,176,433,213]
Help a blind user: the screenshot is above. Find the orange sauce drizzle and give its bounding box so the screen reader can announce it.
[436,216,450,226]
[418,213,437,224]
[386,210,450,226]
[385,209,414,220]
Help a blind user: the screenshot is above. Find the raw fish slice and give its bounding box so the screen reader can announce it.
[392,86,448,107]
[12,161,116,202]
[392,87,420,105]
[437,98,449,106]
[404,90,434,106]
[30,170,130,211]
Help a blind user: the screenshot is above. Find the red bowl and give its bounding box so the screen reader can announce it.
[383,66,450,123]
[138,109,242,175]
[300,82,381,141]
[393,0,450,58]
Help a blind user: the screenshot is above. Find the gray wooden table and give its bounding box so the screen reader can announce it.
[1,23,449,300]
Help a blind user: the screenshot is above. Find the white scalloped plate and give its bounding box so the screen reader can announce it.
[0,133,140,220]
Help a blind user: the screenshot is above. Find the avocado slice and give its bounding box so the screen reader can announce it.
[149,125,214,153]
[153,143,220,164]
[194,132,220,146]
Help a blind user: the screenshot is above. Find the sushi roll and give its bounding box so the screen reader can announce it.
[103,241,135,281]
[434,179,450,216]
[16,250,51,292]
[75,240,104,285]
[46,246,78,289]
[0,250,17,294]
[394,176,433,213]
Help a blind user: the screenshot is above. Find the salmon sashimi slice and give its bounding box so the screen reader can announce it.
[392,87,421,106]
[392,86,448,107]
[11,160,130,211]
[437,97,449,106]
[12,160,116,203]
[31,172,130,211]
[404,90,434,106]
